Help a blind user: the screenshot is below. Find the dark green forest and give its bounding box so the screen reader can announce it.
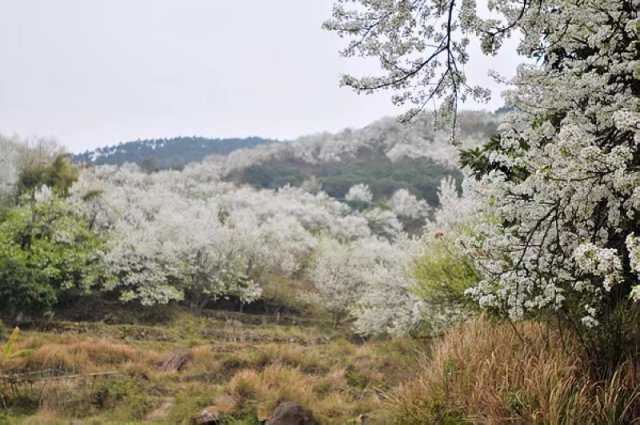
[237,156,460,205]
[73,136,276,170]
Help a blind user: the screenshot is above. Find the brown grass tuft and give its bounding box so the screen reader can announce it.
[3,337,161,375]
[391,316,640,424]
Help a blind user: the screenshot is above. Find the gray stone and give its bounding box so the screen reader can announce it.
[266,401,318,425]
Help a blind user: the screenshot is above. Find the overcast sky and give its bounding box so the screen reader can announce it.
[0,1,521,153]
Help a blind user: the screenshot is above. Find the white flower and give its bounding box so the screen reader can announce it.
[345,183,373,203]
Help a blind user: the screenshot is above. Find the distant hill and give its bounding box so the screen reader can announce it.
[222,111,499,205]
[75,111,500,206]
[73,136,277,170]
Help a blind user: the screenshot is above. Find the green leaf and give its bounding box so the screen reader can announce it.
[3,326,20,358]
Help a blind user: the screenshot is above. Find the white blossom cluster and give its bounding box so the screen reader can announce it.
[350,234,426,335]
[345,183,373,203]
[310,175,481,335]
[309,233,426,336]
[0,136,26,204]
[323,0,492,123]
[71,160,438,332]
[424,177,480,237]
[389,189,431,220]
[456,0,640,326]
[627,235,640,301]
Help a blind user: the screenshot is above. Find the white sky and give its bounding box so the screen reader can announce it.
[0,0,521,153]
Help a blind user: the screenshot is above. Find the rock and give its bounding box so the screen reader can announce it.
[266,401,319,425]
[358,414,373,424]
[192,406,221,424]
[145,398,175,421]
[70,421,85,425]
[159,348,193,372]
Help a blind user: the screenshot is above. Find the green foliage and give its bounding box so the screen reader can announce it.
[345,366,367,389]
[1,327,32,359]
[458,136,491,176]
[0,197,108,316]
[57,376,151,420]
[139,156,159,173]
[226,413,262,425]
[241,157,460,206]
[413,233,478,308]
[459,134,529,183]
[319,158,460,205]
[260,275,313,317]
[0,253,56,316]
[17,154,79,197]
[243,162,307,189]
[3,327,19,357]
[506,391,525,415]
[94,377,149,414]
[182,316,208,346]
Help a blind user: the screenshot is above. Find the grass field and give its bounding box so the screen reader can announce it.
[2,306,638,424]
[0,306,422,424]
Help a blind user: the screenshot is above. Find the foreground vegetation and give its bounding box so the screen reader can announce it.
[0,304,420,424]
[2,307,638,424]
[395,317,639,424]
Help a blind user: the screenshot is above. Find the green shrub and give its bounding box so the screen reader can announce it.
[18,154,78,197]
[92,377,150,419]
[412,230,479,336]
[0,196,108,317]
[413,234,477,306]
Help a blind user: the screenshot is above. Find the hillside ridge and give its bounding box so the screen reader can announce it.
[73,136,278,170]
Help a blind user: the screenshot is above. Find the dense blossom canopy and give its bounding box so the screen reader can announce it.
[325,0,640,329]
[463,0,640,327]
[71,160,440,332]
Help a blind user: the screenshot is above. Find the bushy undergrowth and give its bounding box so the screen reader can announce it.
[391,316,640,424]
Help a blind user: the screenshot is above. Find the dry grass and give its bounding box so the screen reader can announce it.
[8,312,636,424]
[227,363,380,423]
[21,408,64,425]
[391,316,640,424]
[0,312,419,424]
[2,336,162,375]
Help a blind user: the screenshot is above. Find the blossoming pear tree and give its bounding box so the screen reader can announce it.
[325,0,640,343]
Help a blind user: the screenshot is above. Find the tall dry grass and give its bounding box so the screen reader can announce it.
[1,336,162,375]
[390,316,640,424]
